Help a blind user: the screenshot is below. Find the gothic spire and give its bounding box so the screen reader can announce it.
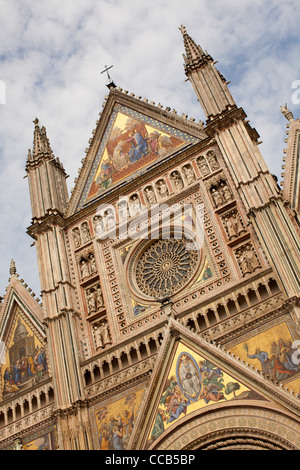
[180,26,236,120]
[179,25,205,65]
[32,118,53,158]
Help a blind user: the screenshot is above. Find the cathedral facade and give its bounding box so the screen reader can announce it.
[0,27,299,451]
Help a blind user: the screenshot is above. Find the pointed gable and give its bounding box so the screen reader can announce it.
[130,319,300,450]
[0,272,48,402]
[66,88,206,217]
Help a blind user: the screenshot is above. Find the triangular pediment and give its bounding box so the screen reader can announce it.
[130,319,300,450]
[0,275,49,402]
[66,89,206,217]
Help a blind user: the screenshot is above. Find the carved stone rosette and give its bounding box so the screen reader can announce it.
[135,238,200,299]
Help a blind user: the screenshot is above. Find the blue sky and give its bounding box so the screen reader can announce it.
[0,0,300,298]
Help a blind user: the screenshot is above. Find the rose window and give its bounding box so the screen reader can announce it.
[135,238,199,298]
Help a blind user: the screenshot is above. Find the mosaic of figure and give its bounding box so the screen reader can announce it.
[93,389,144,450]
[243,338,300,381]
[148,344,254,447]
[1,317,48,399]
[85,110,189,202]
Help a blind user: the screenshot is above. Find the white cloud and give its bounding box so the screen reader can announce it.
[0,0,299,296]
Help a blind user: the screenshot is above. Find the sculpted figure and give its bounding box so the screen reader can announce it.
[93,324,104,349]
[239,245,260,274]
[73,228,81,248]
[86,289,96,312]
[89,253,97,273]
[118,200,129,221]
[81,222,91,243]
[104,209,115,230]
[144,187,157,205]
[207,151,220,171]
[280,103,294,122]
[93,215,104,238]
[170,170,184,191]
[211,187,224,207]
[196,157,210,176]
[182,165,196,184]
[130,194,141,216]
[220,182,232,202]
[156,180,169,198]
[102,323,111,346]
[80,259,90,279]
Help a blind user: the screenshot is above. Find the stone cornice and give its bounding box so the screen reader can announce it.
[27,210,66,238]
[205,106,260,141]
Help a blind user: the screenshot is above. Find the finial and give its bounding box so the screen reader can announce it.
[10,259,17,276]
[101,65,116,90]
[280,103,294,122]
[179,25,187,35]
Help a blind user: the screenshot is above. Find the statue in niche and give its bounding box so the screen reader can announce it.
[89,253,97,273]
[231,212,245,235]
[211,186,224,207]
[118,200,129,222]
[93,215,104,238]
[80,259,90,279]
[81,222,91,244]
[130,194,142,216]
[86,288,97,313]
[102,322,112,346]
[144,186,157,205]
[156,179,169,198]
[170,170,184,191]
[223,216,237,239]
[182,164,196,184]
[104,208,115,230]
[220,181,232,202]
[93,324,104,349]
[73,228,81,248]
[207,150,220,171]
[238,245,260,275]
[96,284,103,308]
[223,211,245,239]
[196,156,210,176]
